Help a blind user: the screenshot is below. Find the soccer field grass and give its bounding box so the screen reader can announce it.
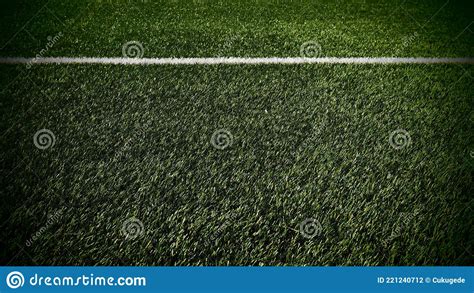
[0,0,473,265]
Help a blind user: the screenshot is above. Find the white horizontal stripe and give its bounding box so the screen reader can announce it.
[0,57,473,65]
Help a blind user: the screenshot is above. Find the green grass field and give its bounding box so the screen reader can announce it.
[0,0,473,265]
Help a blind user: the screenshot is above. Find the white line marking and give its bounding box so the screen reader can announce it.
[0,57,473,65]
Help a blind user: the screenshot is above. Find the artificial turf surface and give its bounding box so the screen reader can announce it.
[0,0,473,58]
[0,0,473,265]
